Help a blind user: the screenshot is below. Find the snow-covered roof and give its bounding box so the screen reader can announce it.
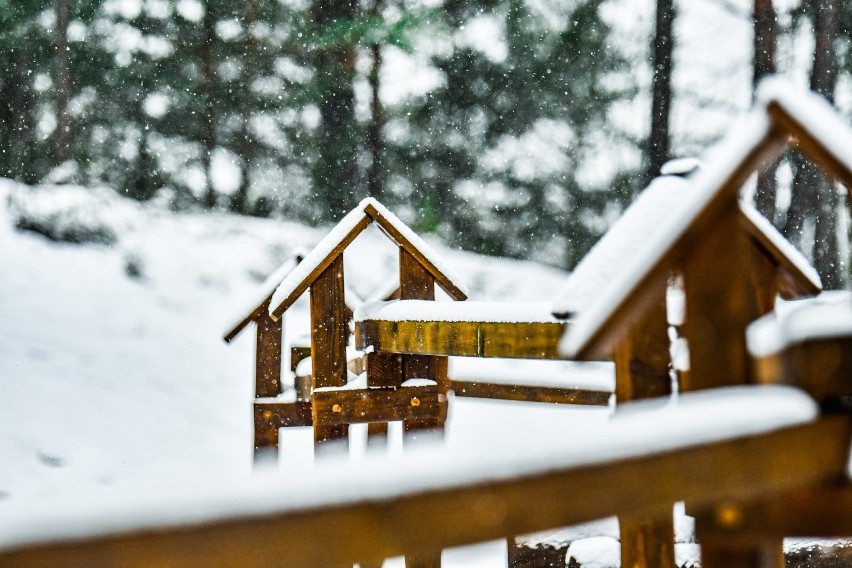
[552,175,690,318]
[268,198,468,320]
[747,291,852,357]
[561,79,852,359]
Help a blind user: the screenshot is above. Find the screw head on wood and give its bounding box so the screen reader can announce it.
[714,503,743,528]
[410,397,421,407]
[262,410,273,420]
[332,404,342,413]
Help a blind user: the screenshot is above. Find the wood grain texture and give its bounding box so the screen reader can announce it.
[270,216,371,320]
[366,352,403,388]
[613,295,670,404]
[312,385,439,426]
[449,380,610,406]
[681,201,752,392]
[5,417,847,568]
[310,254,349,445]
[746,242,779,320]
[619,513,676,568]
[356,320,570,360]
[364,203,467,301]
[255,308,283,398]
[694,484,852,541]
[253,401,313,451]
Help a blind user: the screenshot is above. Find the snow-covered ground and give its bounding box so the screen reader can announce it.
[0,179,625,566]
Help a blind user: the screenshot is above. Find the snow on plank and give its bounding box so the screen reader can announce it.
[355,300,570,359]
[1,386,843,568]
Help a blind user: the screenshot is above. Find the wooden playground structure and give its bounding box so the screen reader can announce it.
[2,80,852,568]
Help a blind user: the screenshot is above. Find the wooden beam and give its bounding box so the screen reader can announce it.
[255,306,283,398]
[364,203,467,301]
[4,416,847,568]
[270,216,371,320]
[310,254,349,445]
[694,483,852,542]
[356,320,570,360]
[619,512,676,568]
[681,200,752,391]
[746,241,779,320]
[449,380,610,406]
[613,295,670,404]
[312,385,439,426]
[254,401,313,451]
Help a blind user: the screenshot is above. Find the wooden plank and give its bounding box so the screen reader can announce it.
[254,401,313,452]
[255,307,283,398]
[694,484,852,541]
[366,352,403,388]
[405,551,441,568]
[746,241,779,320]
[681,200,752,391]
[310,254,349,445]
[449,380,610,406]
[570,134,786,361]
[619,512,676,568]
[5,416,848,568]
[270,216,371,320]
[364,203,467,301]
[754,336,852,407]
[312,386,439,426]
[613,295,670,404]
[356,320,571,360]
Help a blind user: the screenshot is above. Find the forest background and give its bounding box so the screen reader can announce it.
[1,0,851,286]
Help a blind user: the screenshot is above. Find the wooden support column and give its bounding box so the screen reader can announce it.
[682,201,782,567]
[399,248,446,433]
[255,305,283,398]
[747,244,778,321]
[310,254,349,448]
[614,295,675,568]
[681,201,752,392]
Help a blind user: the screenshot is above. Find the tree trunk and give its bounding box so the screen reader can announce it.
[201,1,217,209]
[54,0,72,166]
[233,0,260,214]
[753,0,778,222]
[786,0,842,288]
[312,0,359,218]
[366,0,384,199]
[644,0,674,185]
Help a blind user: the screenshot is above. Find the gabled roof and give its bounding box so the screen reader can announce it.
[268,198,468,320]
[551,170,820,319]
[561,78,852,360]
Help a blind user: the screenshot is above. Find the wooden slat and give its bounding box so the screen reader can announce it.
[270,216,371,320]
[255,307,283,398]
[449,380,610,406]
[746,241,779,320]
[310,254,349,445]
[681,200,752,392]
[694,484,852,541]
[613,295,670,403]
[364,203,467,301]
[619,512,676,568]
[366,352,403,388]
[312,386,439,426]
[5,417,848,568]
[571,133,786,361]
[254,401,313,452]
[356,320,570,360]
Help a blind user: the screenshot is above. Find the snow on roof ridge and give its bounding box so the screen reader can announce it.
[269,197,467,317]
